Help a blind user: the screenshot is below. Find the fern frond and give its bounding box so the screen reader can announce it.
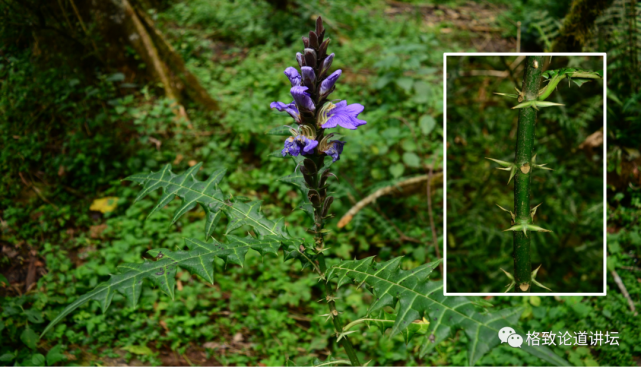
[125,163,287,238]
[328,257,569,366]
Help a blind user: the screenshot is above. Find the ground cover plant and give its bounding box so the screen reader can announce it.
[1,0,640,366]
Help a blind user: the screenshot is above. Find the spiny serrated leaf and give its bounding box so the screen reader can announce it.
[328,257,569,366]
[366,311,430,344]
[40,235,298,338]
[125,164,286,238]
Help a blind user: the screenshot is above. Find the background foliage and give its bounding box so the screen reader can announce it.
[0,0,640,366]
[446,55,604,293]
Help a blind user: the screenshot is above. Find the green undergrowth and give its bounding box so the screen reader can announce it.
[1,0,640,365]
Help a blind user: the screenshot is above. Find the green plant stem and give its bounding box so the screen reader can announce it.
[312,156,361,366]
[513,56,543,293]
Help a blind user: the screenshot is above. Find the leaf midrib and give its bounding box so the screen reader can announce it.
[147,176,278,235]
[333,265,507,332]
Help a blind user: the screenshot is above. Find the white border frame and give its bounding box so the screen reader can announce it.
[442,52,607,296]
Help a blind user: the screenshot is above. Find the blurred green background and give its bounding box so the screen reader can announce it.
[1,0,640,366]
[445,55,604,293]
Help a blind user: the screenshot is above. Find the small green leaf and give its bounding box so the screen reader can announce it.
[122,345,153,355]
[24,309,44,324]
[32,353,45,366]
[0,273,8,287]
[419,115,436,135]
[46,345,67,366]
[402,152,421,168]
[530,296,541,306]
[389,163,405,178]
[570,78,593,87]
[0,352,16,362]
[395,77,414,92]
[21,327,38,349]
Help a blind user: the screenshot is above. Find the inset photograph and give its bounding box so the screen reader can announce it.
[444,54,606,295]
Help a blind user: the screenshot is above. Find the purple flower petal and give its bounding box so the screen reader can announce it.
[284,67,301,87]
[321,101,366,130]
[320,69,341,98]
[282,135,318,157]
[301,66,316,88]
[270,101,300,123]
[321,53,334,74]
[290,86,315,112]
[282,136,300,157]
[296,52,304,68]
[323,140,345,162]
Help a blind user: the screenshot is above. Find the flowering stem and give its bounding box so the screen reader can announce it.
[513,56,543,292]
[310,155,361,366]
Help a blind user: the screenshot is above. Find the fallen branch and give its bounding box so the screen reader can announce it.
[337,173,443,228]
[611,269,638,316]
[122,0,186,119]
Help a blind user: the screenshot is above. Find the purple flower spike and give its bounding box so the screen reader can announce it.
[321,101,366,130]
[270,101,300,123]
[301,66,316,88]
[323,140,346,162]
[320,69,342,98]
[284,67,301,87]
[291,86,315,112]
[281,135,318,157]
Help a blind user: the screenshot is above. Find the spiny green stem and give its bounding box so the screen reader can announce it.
[513,56,543,293]
[311,155,361,366]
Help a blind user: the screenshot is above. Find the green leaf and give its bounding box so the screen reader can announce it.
[327,257,569,366]
[24,309,44,324]
[46,345,66,366]
[0,352,16,362]
[125,164,287,238]
[267,125,293,136]
[0,273,8,287]
[389,163,405,178]
[402,152,421,168]
[419,115,436,135]
[395,77,414,92]
[122,345,153,355]
[31,353,45,366]
[570,78,593,87]
[40,234,306,338]
[21,327,38,349]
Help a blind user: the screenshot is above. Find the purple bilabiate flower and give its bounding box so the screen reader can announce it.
[284,67,301,87]
[319,100,366,130]
[270,101,300,123]
[291,86,315,112]
[319,69,341,98]
[322,140,345,162]
[281,135,318,157]
[300,66,316,88]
